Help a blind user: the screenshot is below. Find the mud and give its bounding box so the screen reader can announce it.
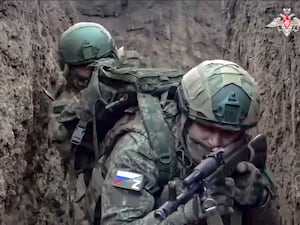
[0,0,298,224]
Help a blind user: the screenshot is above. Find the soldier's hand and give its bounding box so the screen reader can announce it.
[207,177,235,215]
[183,194,206,222]
[234,162,269,206]
[183,177,235,222]
[157,178,183,207]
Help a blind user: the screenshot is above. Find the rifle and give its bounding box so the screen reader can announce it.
[154,134,267,220]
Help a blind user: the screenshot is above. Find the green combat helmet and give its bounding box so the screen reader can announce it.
[58,22,118,69]
[177,59,261,131]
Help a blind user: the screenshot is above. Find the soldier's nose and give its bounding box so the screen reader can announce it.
[207,133,223,148]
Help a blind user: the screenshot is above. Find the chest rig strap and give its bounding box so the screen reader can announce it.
[137,92,177,185]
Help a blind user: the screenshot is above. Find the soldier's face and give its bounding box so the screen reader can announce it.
[69,66,92,90]
[186,121,241,163]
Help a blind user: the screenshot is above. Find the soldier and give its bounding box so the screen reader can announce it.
[48,21,120,168]
[49,21,159,225]
[85,60,280,225]
[47,22,120,225]
[48,21,141,165]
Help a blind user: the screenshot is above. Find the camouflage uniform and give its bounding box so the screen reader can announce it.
[48,22,120,225]
[98,106,187,225]
[85,60,281,225]
[49,20,119,153]
[86,108,281,225]
[49,22,162,225]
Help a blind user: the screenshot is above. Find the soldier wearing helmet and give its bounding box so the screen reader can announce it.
[92,60,280,225]
[58,22,118,91]
[176,59,260,163]
[47,22,120,225]
[48,21,121,161]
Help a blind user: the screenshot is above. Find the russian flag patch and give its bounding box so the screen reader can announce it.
[113,169,144,191]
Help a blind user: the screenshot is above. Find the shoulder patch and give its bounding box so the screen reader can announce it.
[113,169,144,191]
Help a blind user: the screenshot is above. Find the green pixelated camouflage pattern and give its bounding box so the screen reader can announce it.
[84,106,280,225]
[48,88,81,156]
[48,88,92,225]
[137,93,178,184]
[85,108,190,225]
[48,60,279,225]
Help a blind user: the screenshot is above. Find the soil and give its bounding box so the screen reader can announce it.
[0,0,299,224]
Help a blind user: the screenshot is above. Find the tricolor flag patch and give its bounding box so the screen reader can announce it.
[113,169,144,191]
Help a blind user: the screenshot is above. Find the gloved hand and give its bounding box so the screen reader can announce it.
[233,162,269,206]
[183,177,235,222]
[157,178,184,207]
[183,194,205,222]
[208,177,235,215]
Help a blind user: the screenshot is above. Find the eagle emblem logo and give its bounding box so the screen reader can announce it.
[266,8,300,37]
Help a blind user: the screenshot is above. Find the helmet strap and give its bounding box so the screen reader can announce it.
[176,114,192,155]
[62,64,69,78]
[175,114,196,177]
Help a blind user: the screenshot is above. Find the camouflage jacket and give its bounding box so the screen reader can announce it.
[47,61,280,225]
[85,104,281,225]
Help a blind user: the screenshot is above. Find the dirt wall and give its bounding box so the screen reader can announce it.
[0,0,299,224]
[222,1,300,225]
[0,1,77,224]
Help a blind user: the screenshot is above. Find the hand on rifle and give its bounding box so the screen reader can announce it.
[233,162,269,207]
[183,177,235,222]
[207,177,235,215]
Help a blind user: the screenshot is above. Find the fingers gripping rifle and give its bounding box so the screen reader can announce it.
[154,134,267,220]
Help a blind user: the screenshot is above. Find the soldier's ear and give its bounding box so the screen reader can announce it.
[117,46,125,59]
[63,64,69,78]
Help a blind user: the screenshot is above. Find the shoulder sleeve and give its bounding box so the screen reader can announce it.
[48,99,70,143]
[101,131,188,225]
